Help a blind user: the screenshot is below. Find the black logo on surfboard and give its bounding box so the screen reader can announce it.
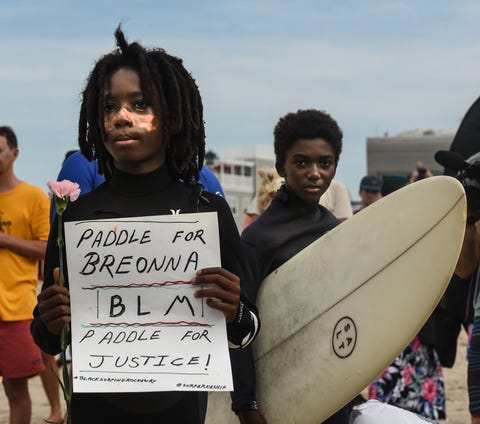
[332,317,357,358]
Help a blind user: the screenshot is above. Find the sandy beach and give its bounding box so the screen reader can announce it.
[442,330,470,423]
[0,330,472,423]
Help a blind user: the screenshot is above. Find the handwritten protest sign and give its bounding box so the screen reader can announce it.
[64,212,232,393]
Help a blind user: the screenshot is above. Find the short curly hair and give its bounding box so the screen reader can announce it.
[273,109,343,167]
[78,26,205,183]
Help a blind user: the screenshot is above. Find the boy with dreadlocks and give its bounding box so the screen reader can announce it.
[31,27,259,423]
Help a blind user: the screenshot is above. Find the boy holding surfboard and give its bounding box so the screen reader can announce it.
[231,109,349,423]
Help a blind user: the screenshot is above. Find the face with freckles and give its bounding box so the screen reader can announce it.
[103,67,166,174]
[277,137,336,204]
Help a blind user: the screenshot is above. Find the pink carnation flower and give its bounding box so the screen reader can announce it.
[45,178,80,424]
[47,180,81,202]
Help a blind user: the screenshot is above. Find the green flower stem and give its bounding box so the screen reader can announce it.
[57,212,65,287]
[56,209,72,424]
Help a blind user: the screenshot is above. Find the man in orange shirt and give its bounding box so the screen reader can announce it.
[0,126,50,424]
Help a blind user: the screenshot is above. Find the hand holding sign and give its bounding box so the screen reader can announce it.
[192,267,241,323]
[37,267,71,335]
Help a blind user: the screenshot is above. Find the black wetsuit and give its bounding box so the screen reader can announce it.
[231,185,350,423]
[31,166,259,424]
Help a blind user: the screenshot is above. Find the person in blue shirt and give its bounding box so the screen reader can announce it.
[51,150,225,221]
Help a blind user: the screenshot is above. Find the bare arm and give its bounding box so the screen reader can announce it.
[0,232,47,260]
[455,221,480,278]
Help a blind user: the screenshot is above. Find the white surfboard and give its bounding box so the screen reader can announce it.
[206,176,466,423]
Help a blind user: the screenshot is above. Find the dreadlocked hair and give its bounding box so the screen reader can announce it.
[78,26,205,182]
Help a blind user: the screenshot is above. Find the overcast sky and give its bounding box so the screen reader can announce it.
[2,0,480,199]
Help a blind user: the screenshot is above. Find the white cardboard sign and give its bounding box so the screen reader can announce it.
[64,212,232,393]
